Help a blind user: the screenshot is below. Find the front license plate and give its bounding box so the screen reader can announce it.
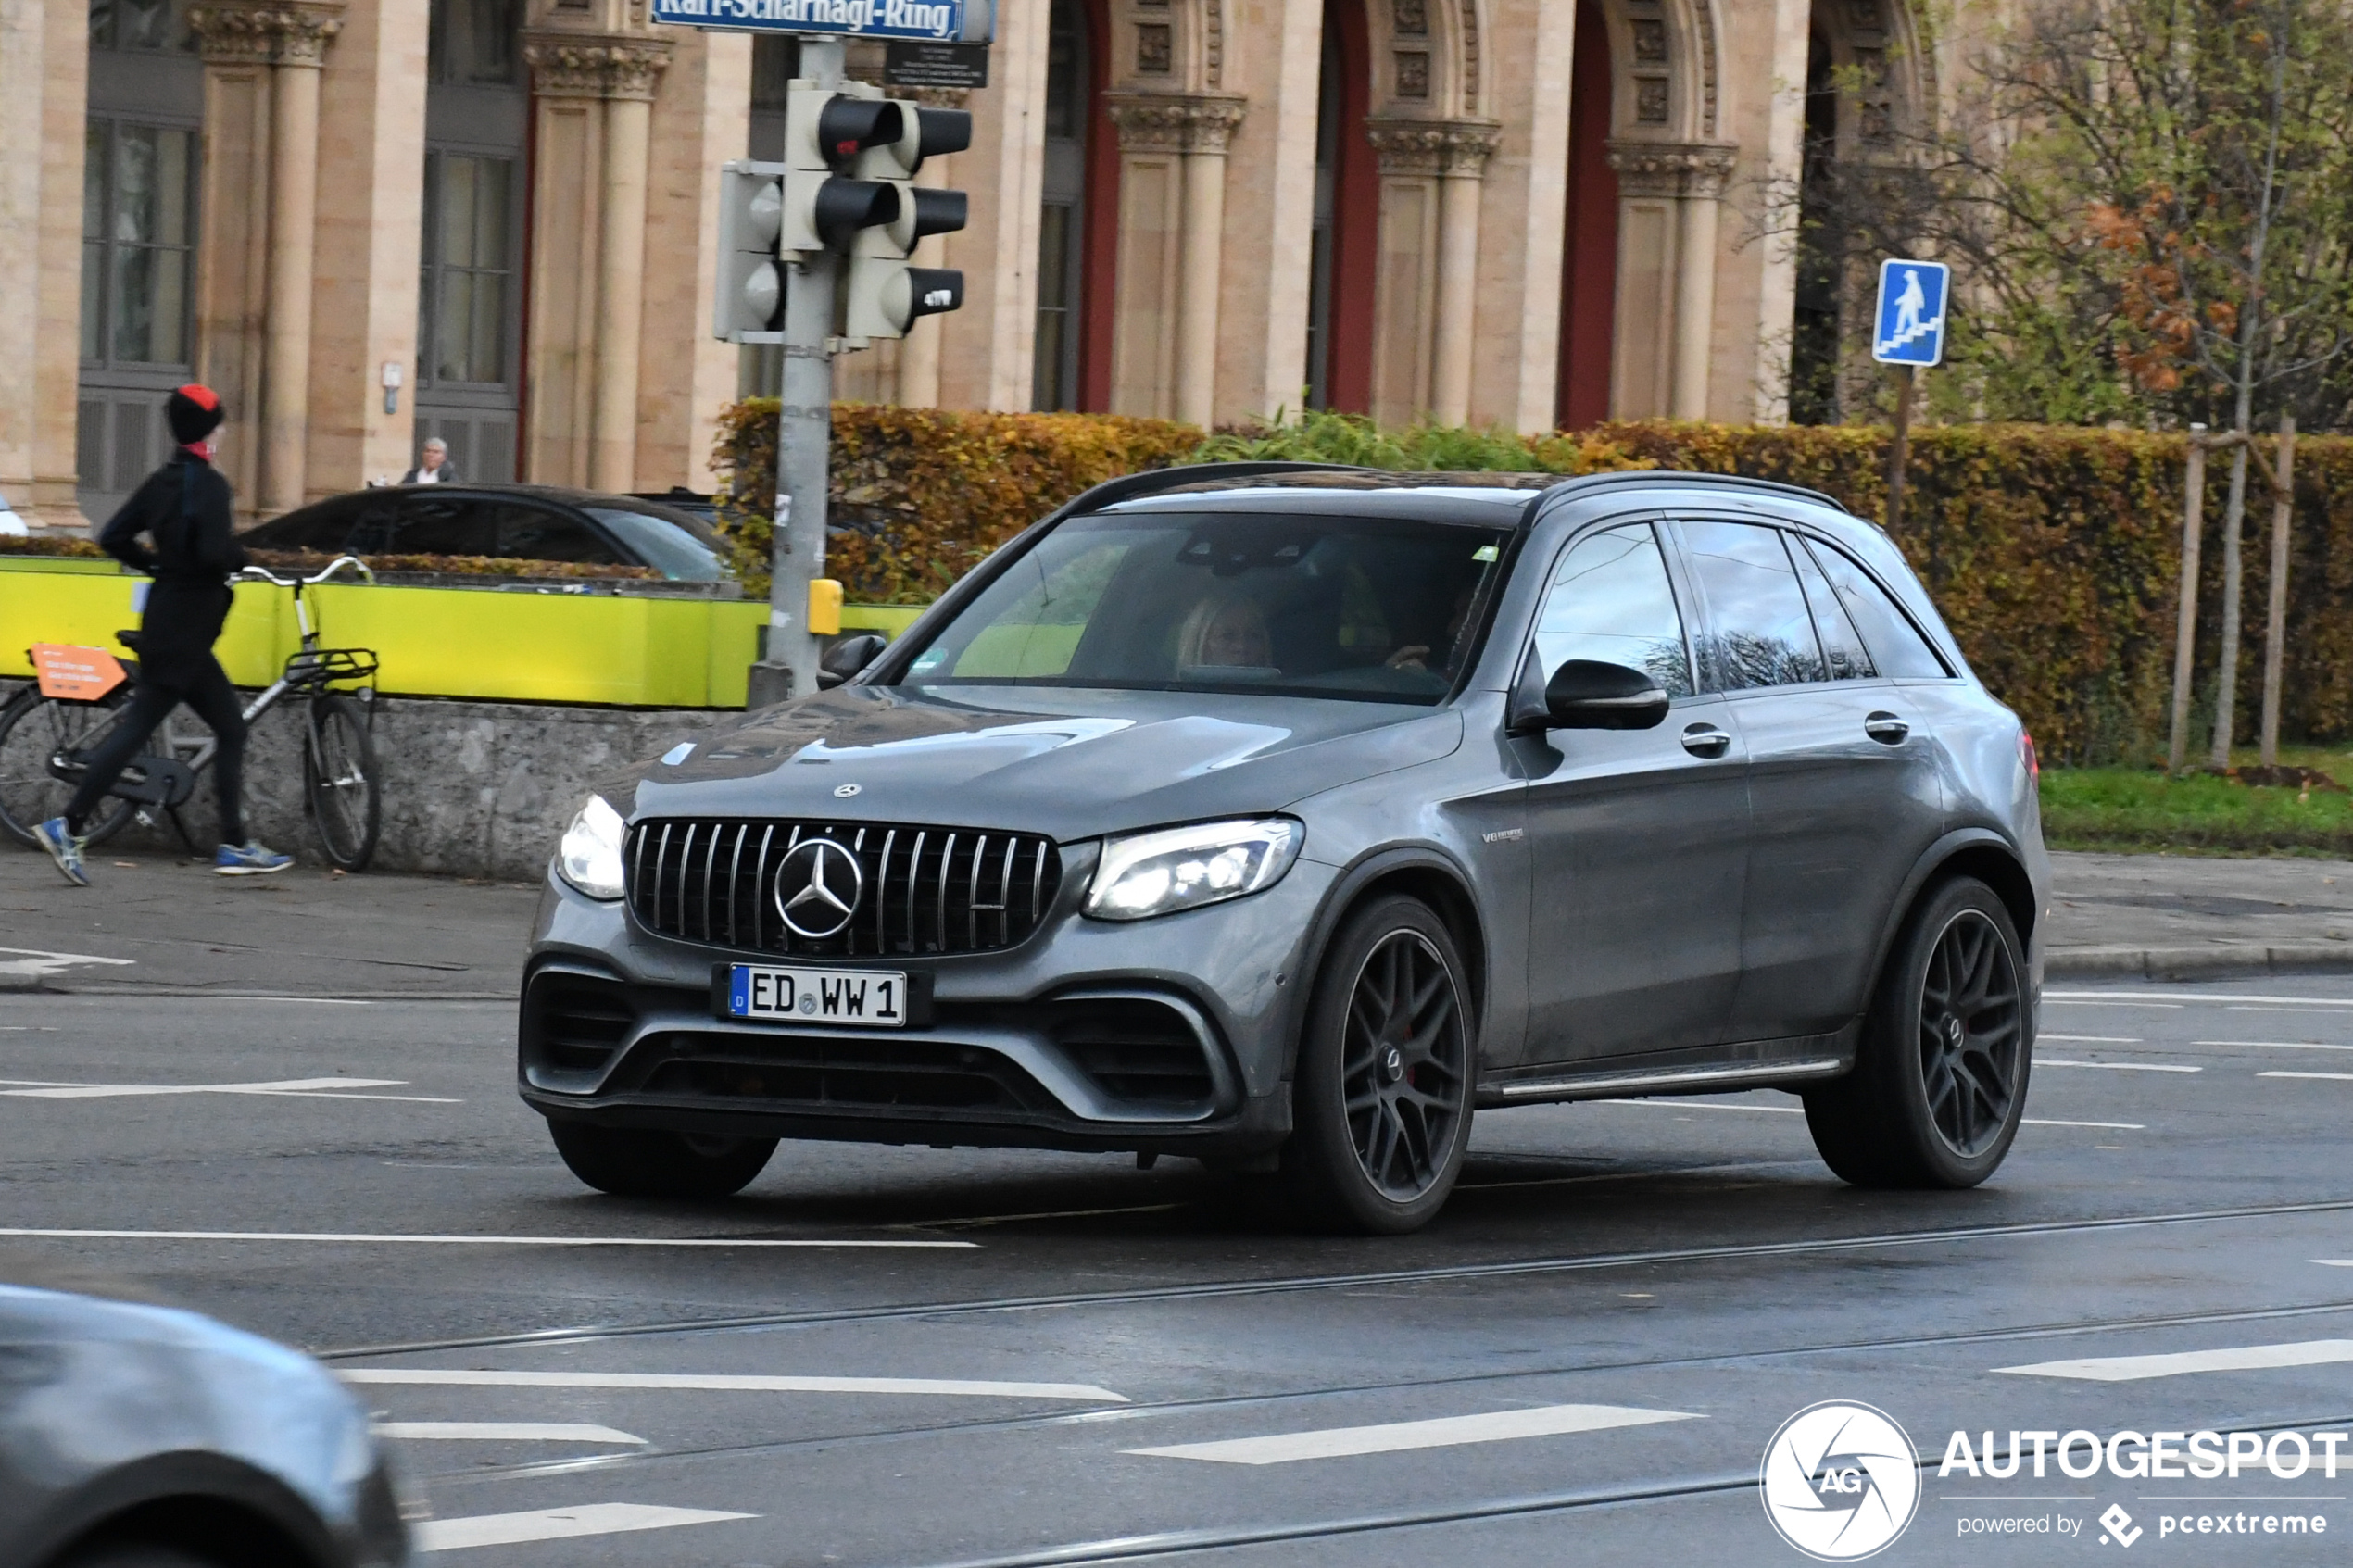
[726,964,909,1028]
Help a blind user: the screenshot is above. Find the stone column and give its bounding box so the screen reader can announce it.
[522,32,670,487]
[1105,92,1247,422]
[1176,99,1246,431]
[190,0,344,516]
[1432,122,1501,428]
[1605,140,1735,420]
[0,0,91,530]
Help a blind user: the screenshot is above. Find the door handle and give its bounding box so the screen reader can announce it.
[1865,711,1910,745]
[1680,722,1732,759]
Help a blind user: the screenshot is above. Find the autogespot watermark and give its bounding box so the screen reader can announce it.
[1760,1405,2345,1555]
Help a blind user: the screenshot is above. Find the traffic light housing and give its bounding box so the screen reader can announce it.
[712,160,786,344]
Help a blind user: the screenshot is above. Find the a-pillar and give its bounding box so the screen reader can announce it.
[1604,140,1736,420]
[1104,92,1246,423]
[1365,118,1501,427]
[521,30,670,489]
[189,0,345,519]
[0,0,91,530]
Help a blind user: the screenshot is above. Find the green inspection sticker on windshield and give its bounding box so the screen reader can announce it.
[1472,545,1498,561]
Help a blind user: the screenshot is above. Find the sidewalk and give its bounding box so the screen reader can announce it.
[5,846,2350,997]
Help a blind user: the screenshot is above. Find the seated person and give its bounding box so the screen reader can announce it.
[1177,593,1276,674]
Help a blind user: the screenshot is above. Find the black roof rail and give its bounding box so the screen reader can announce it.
[1535,470,1852,515]
[1055,460,1383,517]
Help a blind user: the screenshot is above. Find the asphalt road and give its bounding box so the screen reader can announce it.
[6,976,2353,1564]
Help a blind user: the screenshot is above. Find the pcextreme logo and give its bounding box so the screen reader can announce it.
[1761,1401,1923,1561]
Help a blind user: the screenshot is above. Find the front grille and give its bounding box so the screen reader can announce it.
[635,1031,1056,1113]
[625,818,1062,959]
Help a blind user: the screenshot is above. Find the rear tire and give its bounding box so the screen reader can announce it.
[305,693,380,871]
[0,685,137,848]
[1804,876,2032,1188]
[547,1121,776,1199]
[1279,895,1475,1235]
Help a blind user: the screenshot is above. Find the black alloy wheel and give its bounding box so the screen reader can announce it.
[305,693,381,871]
[1919,908,2025,1157]
[1285,895,1474,1233]
[1804,875,2032,1188]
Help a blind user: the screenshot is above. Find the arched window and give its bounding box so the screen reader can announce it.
[1034,0,1089,409]
[1554,0,1617,429]
[1304,0,1374,412]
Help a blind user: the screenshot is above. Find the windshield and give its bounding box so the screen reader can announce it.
[896,510,1510,704]
[585,507,728,581]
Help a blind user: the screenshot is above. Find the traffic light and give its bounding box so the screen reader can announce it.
[776,81,972,341]
[712,160,786,344]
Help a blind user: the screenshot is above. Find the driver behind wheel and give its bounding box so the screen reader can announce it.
[32,385,295,884]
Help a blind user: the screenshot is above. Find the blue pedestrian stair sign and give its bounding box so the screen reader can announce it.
[1872,258,1949,367]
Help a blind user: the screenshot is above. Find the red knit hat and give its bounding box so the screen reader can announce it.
[166,383,224,445]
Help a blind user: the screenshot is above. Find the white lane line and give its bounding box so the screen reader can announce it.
[2038,1059,2200,1073]
[0,1227,974,1248]
[2233,1004,2353,1014]
[1996,1338,2353,1383]
[1126,1403,1701,1465]
[2260,1071,2353,1082]
[2045,998,2183,1010]
[375,1421,647,1444]
[2196,1039,2353,1052]
[0,1076,456,1102]
[2048,990,2353,1008]
[415,1503,753,1553]
[343,1368,1124,1400]
[1598,1099,2145,1131]
[2042,1035,2143,1044]
[0,947,136,980]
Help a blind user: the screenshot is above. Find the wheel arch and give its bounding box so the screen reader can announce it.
[1280,847,1491,1080]
[1870,830,2039,997]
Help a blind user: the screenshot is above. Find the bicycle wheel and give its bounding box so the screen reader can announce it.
[0,685,138,848]
[305,693,380,871]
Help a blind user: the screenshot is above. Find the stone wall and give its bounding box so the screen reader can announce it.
[6,683,732,881]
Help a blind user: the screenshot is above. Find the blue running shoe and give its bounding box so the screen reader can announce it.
[34,817,89,886]
[215,841,294,876]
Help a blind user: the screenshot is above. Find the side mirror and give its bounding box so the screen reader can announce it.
[1509,656,1670,734]
[816,632,887,690]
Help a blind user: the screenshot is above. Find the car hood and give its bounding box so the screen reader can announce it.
[624,685,1463,843]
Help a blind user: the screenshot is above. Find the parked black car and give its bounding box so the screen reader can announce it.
[0,1282,409,1568]
[522,465,2048,1233]
[238,484,728,581]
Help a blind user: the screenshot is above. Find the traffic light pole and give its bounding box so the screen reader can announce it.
[751,34,846,708]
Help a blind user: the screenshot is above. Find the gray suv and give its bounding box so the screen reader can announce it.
[522,467,2046,1233]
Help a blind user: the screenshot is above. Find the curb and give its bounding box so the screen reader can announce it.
[2047,945,2353,982]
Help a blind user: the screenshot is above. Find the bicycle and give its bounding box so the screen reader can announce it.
[0,556,384,871]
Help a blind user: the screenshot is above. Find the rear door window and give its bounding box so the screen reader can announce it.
[1679,519,1828,690]
[495,505,624,565]
[394,495,494,557]
[1788,533,1876,680]
[1799,536,1951,678]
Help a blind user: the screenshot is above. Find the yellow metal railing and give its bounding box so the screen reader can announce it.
[0,559,925,709]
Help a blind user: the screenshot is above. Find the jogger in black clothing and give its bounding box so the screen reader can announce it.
[34,384,294,884]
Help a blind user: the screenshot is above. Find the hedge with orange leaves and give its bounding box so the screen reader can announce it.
[713,406,2353,763]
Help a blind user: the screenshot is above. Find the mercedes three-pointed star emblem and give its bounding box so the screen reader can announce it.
[774,837,863,939]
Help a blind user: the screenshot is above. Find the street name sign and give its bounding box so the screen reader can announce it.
[650,0,995,42]
[1871,257,1949,367]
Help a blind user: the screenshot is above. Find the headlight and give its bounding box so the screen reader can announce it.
[1085,818,1302,922]
[557,794,626,899]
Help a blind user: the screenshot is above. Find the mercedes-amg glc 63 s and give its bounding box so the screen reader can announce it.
[522,465,2046,1233]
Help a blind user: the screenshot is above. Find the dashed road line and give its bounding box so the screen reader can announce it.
[2043,1035,2143,1044]
[343,1369,1125,1400]
[2261,1071,2353,1082]
[2048,990,2353,1008]
[1995,1338,2353,1383]
[2038,1060,2199,1073]
[2195,1040,2353,1053]
[0,1227,975,1248]
[0,1076,456,1103]
[375,1421,647,1444]
[1125,1403,1700,1465]
[414,1503,754,1553]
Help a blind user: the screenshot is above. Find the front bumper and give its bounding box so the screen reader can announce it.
[518,851,1338,1158]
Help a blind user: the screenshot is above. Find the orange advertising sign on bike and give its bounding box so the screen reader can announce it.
[29,643,127,702]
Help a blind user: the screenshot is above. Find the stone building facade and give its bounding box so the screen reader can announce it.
[1,0,1931,530]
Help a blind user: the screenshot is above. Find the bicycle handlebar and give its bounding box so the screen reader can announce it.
[233,555,376,589]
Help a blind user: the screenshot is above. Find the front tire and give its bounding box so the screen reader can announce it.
[1281,895,1475,1234]
[1804,876,2032,1188]
[547,1121,776,1198]
[306,693,380,870]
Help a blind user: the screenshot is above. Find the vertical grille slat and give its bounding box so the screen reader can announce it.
[623,818,1059,960]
